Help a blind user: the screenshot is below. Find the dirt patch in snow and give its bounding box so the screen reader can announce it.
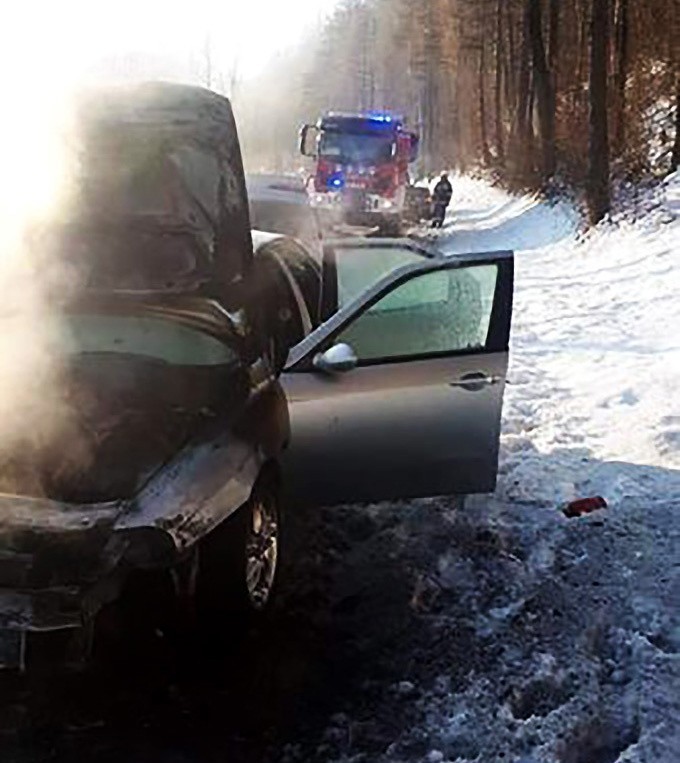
[275,491,678,763]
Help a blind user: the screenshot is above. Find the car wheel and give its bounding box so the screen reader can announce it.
[197,471,282,625]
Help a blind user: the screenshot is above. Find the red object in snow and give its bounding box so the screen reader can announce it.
[561,496,608,518]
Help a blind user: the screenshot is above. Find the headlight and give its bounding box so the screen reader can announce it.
[375,197,396,211]
[310,192,343,208]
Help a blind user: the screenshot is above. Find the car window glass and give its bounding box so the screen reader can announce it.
[319,132,394,164]
[337,264,498,362]
[336,245,425,308]
[59,315,238,366]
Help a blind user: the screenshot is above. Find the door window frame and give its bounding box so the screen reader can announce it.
[287,251,513,373]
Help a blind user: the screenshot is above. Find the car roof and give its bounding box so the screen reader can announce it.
[324,236,442,260]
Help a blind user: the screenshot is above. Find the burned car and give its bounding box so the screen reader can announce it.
[251,229,321,371]
[0,83,289,669]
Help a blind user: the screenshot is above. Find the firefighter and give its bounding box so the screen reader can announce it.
[431,172,453,228]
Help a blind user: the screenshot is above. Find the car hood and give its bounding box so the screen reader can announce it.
[45,83,254,305]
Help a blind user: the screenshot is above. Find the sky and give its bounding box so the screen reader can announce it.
[0,0,340,92]
[0,0,340,247]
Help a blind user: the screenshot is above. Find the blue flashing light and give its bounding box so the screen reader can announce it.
[367,112,393,123]
[328,174,345,190]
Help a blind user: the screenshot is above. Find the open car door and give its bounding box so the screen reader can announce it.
[281,242,513,508]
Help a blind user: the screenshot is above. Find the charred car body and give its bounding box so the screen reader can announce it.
[0,84,289,669]
[0,85,516,671]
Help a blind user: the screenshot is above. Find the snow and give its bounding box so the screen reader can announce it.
[432,172,680,510]
[411,174,680,763]
[6,174,677,763]
[301,174,680,763]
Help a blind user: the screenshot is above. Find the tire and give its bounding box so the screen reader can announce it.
[196,471,282,628]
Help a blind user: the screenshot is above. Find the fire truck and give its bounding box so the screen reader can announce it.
[299,112,419,235]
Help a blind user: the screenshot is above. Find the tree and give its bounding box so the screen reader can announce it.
[237,0,676,196]
[587,0,611,222]
[512,0,534,174]
[528,0,556,178]
[613,0,629,156]
[672,78,680,172]
[479,23,491,164]
[671,0,680,172]
[494,0,506,165]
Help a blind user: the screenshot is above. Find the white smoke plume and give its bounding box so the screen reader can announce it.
[0,84,91,495]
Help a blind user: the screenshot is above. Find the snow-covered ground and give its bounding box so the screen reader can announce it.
[299,175,680,763]
[4,176,677,763]
[435,173,680,510]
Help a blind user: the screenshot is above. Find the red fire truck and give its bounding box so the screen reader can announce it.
[299,112,419,235]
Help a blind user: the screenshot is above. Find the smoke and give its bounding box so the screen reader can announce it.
[0,85,93,497]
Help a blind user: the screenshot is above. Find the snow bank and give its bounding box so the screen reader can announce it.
[436,173,680,510]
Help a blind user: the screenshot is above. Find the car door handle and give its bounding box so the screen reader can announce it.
[449,372,501,391]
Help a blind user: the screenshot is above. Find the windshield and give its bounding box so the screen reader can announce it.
[0,313,244,503]
[319,131,395,165]
[59,314,239,365]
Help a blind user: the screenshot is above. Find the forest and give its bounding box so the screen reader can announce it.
[237,0,679,221]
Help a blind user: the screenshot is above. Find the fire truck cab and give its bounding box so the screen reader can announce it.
[300,112,419,235]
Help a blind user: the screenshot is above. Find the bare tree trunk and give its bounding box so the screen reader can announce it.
[577,0,589,103]
[504,1,517,109]
[613,0,630,156]
[671,0,680,172]
[203,33,213,89]
[480,39,491,164]
[495,0,505,164]
[527,67,536,151]
[422,0,439,170]
[549,0,560,72]
[455,44,468,173]
[588,0,611,223]
[549,0,560,165]
[672,77,680,171]
[515,0,533,162]
[528,0,556,178]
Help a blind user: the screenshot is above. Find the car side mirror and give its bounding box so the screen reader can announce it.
[313,342,358,374]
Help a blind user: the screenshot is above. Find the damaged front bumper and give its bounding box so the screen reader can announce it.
[0,587,86,670]
[0,416,271,670]
[0,495,146,669]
